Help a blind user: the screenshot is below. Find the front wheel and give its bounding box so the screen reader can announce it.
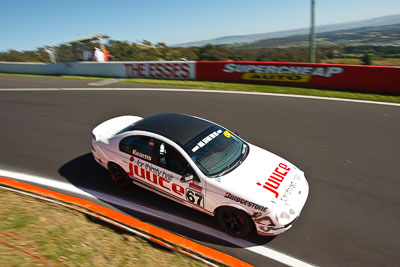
[216,207,254,238]
[108,163,132,188]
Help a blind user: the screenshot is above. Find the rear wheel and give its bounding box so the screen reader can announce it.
[108,163,132,188]
[216,207,254,238]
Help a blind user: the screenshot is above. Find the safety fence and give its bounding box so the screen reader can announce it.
[0,61,399,94]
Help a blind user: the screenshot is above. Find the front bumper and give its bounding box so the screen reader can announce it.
[255,171,309,236]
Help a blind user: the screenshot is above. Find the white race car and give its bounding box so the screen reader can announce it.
[91,113,309,237]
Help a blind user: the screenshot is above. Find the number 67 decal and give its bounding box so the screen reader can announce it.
[185,189,204,207]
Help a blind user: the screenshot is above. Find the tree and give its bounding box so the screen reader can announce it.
[361,53,373,65]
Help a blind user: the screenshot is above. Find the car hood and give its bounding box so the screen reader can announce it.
[215,144,300,206]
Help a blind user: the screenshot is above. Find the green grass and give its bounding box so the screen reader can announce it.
[0,188,210,266]
[0,206,35,230]
[1,72,399,103]
[122,78,400,104]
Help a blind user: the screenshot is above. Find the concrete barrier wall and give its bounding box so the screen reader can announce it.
[0,61,196,79]
[0,62,62,75]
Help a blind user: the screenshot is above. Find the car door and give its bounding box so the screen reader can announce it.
[116,134,207,212]
[153,140,206,212]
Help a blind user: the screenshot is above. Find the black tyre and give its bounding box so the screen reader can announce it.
[216,207,254,238]
[108,163,132,188]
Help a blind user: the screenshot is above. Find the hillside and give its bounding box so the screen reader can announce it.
[175,14,400,47]
[237,23,400,49]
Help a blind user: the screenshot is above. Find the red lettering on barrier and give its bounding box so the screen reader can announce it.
[149,64,156,78]
[124,62,193,80]
[124,64,132,77]
[181,63,190,78]
[147,63,191,79]
[173,64,181,78]
[156,64,163,78]
[164,63,172,77]
[124,63,146,78]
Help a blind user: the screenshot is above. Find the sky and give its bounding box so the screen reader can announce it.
[1,0,400,52]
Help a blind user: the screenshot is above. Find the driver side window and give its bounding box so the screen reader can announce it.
[157,142,191,176]
[119,135,155,162]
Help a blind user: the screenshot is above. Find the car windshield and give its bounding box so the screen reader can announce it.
[184,125,248,177]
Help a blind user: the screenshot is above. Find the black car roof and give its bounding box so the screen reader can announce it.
[131,113,215,146]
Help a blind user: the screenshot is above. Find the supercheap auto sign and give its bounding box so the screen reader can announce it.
[195,61,400,94]
[196,61,345,85]
[223,63,343,82]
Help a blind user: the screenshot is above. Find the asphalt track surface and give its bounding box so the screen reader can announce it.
[0,76,399,266]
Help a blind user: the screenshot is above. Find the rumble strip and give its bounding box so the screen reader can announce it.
[0,176,251,267]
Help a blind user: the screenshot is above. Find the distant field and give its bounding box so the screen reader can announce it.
[372,58,400,66]
[321,58,400,66]
[320,58,362,65]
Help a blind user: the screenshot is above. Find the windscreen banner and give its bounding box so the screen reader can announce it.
[195,61,400,94]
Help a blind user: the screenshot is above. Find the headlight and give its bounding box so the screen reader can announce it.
[276,211,291,225]
[275,208,297,225]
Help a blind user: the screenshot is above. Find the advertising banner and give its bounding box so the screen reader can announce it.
[196,61,400,94]
[123,61,195,79]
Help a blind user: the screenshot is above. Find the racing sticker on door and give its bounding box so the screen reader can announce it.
[127,156,205,209]
[185,188,204,208]
[128,156,186,199]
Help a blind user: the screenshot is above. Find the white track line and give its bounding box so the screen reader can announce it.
[0,169,94,198]
[0,168,314,267]
[0,87,398,107]
[88,79,120,86]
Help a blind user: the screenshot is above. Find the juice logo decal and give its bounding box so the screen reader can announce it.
[129,157,174,180]
[127,157,185,197]
[124,63,192,79]
[256,163,291,198]
[223,63,344,83]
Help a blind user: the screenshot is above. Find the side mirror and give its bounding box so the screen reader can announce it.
[180,173,194,183]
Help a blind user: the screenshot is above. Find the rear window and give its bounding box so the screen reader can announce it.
[115,120,142,135]
[119,135,154,161]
